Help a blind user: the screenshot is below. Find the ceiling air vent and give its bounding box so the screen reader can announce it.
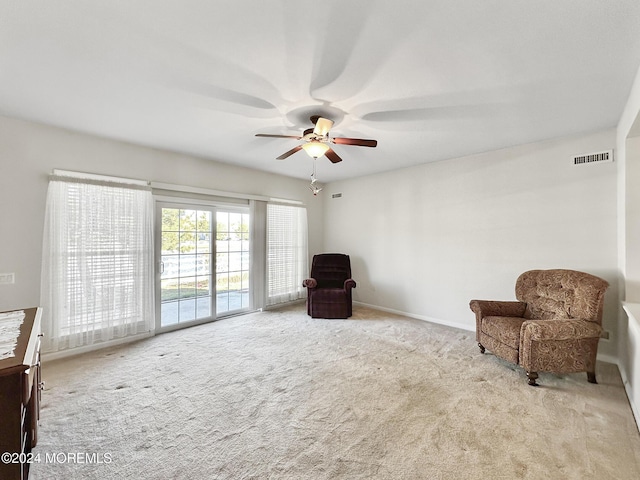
[572,150,613,165]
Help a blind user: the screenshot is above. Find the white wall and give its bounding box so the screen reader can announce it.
[323,130,619,358]
[617,60,640,426]
[626,136,640,300]
[0,115,323,311]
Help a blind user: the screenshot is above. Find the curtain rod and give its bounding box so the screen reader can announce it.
[150,182,304,205]
[52,169,149,187]
[51,171,304,205]
[150,181,269,201]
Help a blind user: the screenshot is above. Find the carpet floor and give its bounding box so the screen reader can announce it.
[30,304,640,479]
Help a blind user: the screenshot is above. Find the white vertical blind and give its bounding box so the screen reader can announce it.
[40,176,155,353]
[266,204,308,305]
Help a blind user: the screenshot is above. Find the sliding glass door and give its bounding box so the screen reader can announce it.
[156,201,250,331]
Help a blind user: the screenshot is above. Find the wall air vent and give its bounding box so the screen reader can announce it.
[572,150,613,165]
[332,193,342,199]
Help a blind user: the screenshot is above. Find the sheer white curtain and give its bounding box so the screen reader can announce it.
[40,175,155,353]
[266,203,308,306]
[249,200,267,310]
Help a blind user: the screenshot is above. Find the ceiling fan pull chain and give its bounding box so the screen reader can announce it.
[309,158,322,195]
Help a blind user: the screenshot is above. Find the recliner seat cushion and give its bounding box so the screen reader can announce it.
[311,288,348,303]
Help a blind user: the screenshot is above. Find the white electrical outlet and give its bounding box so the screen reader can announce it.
[0,273,15,284]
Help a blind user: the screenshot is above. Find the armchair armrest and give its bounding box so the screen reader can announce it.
[469,300,526,318]
[470,300,526,343]
[303,278,317,289]
[519,319,602,375]
[344,279,356,290]
[520,319,602,342]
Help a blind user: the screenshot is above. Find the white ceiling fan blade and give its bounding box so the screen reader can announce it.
[313,117,334,137]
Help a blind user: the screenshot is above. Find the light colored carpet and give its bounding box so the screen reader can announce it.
[30,304,640,479]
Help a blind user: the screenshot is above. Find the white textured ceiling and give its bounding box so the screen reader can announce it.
[1,1,640,183]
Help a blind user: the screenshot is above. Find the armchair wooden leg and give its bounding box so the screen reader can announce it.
[526,371,539,386]
[478,343,485,354]
[587,371,597,384]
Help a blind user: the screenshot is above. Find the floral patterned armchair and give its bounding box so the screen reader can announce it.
[303,254,356,319]
[469,269,609,386]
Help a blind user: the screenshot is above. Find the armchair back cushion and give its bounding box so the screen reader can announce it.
[516,269,608,323]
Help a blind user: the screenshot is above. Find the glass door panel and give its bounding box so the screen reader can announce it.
[216,210,250,315]
[159,206,213,328]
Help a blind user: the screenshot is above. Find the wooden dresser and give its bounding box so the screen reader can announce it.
[0,307,43,480]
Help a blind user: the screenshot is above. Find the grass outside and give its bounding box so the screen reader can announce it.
[162,274,248,302]
[162,286,211,302]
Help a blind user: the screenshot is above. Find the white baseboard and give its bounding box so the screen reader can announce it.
[265,299,305,310]
[42,331,155,362]
[353,301,475,332]
[596,352,618,365]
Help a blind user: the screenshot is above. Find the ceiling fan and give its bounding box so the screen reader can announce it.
[255,115,377,163]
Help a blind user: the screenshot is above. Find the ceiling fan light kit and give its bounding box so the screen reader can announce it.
[302,141,330,158]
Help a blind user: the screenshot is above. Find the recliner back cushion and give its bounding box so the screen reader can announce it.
[515,269,608,323]
[311,254,351,289]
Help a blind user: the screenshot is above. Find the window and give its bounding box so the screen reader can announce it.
[266,204,308,305]
[40,175,155,353]
[40,174,306,351]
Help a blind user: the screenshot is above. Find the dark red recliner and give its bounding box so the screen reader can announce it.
[303,254,356,319]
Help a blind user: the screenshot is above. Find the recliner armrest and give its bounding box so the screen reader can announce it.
[344,279,356,290]
[469,300,526,318]
[303,278,317,289]
[520,319,602,342]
